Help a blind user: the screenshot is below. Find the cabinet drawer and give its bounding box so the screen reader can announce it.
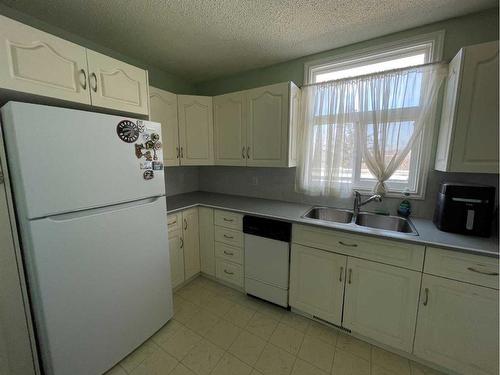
[214,210,243,230]
[216,258,243,287]
[167,212,182,233]
[215,242,243,265]
[292,224,425,271]
[425,247,499,289]
[214,226,243,247]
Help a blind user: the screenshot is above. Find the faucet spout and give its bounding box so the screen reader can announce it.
[353,191,382,216]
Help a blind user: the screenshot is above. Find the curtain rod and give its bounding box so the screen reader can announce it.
[301,61,447,88]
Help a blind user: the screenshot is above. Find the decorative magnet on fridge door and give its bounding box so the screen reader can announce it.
[135,143,145,158]
[152,161,163,170]
[153,141,162,150]
[116,120,139,143]
[144,151,153,161]
[137,120,145,133]
[145,140,154,149]
[143,170,154,180]
[151,133,160,142]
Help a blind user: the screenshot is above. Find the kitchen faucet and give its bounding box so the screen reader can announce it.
[353,191,382,216]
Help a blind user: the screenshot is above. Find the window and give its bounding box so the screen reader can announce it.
[303,31,444,197]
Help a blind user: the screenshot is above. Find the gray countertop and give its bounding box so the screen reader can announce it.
[166,191,499,258]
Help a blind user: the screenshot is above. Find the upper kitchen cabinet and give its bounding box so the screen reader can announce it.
[213,82,300,168]
[435,41,499,173]
[213,91,246,166]
[86,50,149,116]
[0,15,149,116]
[178,95,214,166]
[0,14,90,105]
[246,82,300,167]
[149,87,179,166]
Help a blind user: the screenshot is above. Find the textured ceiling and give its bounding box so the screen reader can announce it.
[1,0,497,82]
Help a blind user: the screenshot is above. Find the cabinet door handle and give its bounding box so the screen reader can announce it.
[223,250,234,256]
[184,218,188,230]
[339,266,344,282]
[180,147,184,158]
[224,269,234,275]
[223,218,234,222]
[348,268,352,284]
[168,219,177,226]
[246,146,250,159]
[223,234,234,239]
[467,267,499,276]
[423,287,429,306]
[79,69,87,90]
[176,147,180,158]
[180,237,184,249]
[90,72,98,92]
[242,147,246,159]
[339,241,358,247]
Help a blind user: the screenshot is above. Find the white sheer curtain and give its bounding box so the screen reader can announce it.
[296,63,447,198]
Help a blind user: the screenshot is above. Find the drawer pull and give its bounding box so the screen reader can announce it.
[223,250,234,256]
[467,267,499,276]
[339,266,344,282]
[223,218,234,222]
[339,241,358,247]
[423,288,429,306]
[224,269,234,275]
[223,234,234,239]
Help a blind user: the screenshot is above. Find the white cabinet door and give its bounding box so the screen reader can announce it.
[182,208,200,279]
[435,41,499,173]
[86,49,149,115]
[178,95,214,165]
[343,258,421,352]
[0,14,90,105]
[149,87,180,166]
[289,244,346,325]
[246,82,290,167]
[168,229,184,289]
[414,275,499,375]
[199,207,215,276]
[213,92,246,166]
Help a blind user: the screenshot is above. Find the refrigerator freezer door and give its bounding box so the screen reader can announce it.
[24,197,172,375]
[1,102,165,219]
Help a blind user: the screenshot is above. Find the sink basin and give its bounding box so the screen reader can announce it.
[302,207,353,224]
[355,212,418,235]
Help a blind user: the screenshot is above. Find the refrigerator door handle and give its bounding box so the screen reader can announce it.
[44,196,164,222]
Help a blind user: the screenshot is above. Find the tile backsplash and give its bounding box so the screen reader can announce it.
[164,166,199,196]
[164,165,498,220]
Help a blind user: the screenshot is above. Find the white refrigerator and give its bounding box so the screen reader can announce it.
[0,102,173,375]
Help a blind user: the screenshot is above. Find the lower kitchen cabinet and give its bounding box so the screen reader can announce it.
[199,207,215,276]
[343,257,421,352]
[413,274,499,375]
[289,244,346,326]
[168,227,185,289]
[182,208,200,280]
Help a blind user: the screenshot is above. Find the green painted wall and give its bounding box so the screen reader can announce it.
[195,8,499,95]
[0,4,194,94]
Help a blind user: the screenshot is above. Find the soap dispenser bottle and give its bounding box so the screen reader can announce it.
[398,189,412,217]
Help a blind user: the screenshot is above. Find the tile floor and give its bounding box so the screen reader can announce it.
[106,276,445,375]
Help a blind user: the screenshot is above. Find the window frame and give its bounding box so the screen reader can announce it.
[303,31,445,199]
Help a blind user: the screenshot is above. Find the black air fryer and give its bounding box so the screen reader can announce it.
[433,183,496,237]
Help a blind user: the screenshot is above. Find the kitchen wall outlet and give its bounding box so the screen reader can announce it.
[252,176,259,186]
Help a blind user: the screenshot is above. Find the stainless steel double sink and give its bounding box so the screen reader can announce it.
[302,206,418,235]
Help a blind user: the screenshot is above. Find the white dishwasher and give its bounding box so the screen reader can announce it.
[243,215,292,307]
